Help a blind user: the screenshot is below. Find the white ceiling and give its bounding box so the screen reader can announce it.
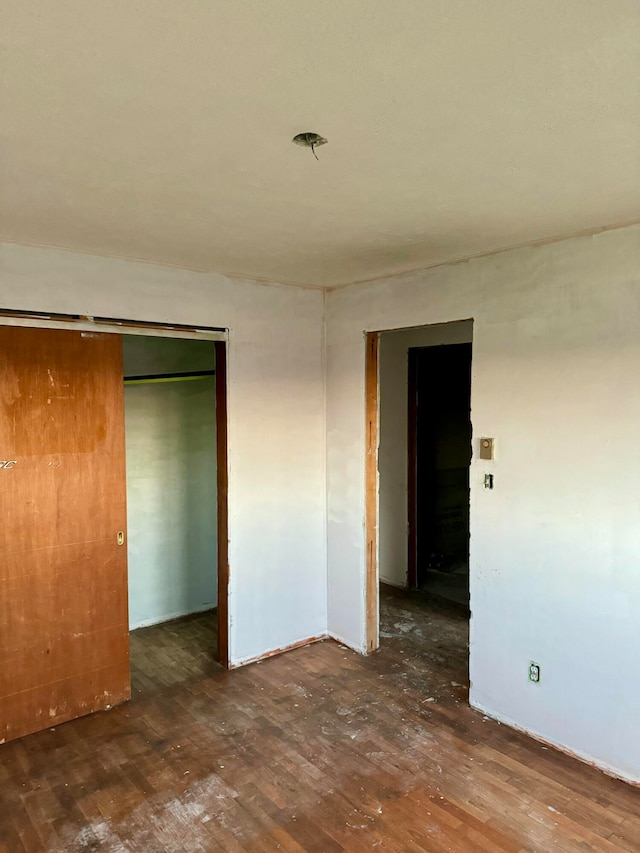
[2,1,639,287]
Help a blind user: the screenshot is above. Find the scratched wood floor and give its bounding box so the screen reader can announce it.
[1,587,638,852]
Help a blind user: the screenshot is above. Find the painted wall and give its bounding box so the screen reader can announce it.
[123,337,217,629]
[326,224,640,783]
[122,335,216,377]
[378,321,473,588]
[4,227,640,783]
[0,243,327,666]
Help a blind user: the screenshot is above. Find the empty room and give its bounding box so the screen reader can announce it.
[1,2,639,851]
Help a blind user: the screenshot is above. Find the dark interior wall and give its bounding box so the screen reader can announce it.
[413,342,472,579]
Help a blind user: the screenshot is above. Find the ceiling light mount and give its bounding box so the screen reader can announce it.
[292,132,327,161]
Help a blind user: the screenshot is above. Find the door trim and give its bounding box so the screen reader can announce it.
[214,341,230,668]
[365,332,379,653]
[0,309,226,341]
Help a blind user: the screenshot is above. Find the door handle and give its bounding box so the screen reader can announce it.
[117,531,125,546]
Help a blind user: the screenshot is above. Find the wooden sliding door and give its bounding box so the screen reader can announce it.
[0,327,130,742]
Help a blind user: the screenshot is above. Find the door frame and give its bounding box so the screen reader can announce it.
[0,310,230,669]
[365,332,379,653]
[213,340,229,667]
[365,322,474,652]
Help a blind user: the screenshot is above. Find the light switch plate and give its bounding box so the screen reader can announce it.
[479,437,494,460]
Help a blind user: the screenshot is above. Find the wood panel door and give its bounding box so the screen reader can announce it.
[0,327,130,743]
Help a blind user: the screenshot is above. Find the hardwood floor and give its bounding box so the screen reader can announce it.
[1,588,638,852]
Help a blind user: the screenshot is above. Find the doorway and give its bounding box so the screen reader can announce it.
[367,320,473,653]
[0,317,228,744]
[120,331,229,671]
[122,335,223,673]
[123,337,217,629]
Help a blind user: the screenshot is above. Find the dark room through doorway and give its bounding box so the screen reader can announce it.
[408,341,472,606]
[372,321,473,691]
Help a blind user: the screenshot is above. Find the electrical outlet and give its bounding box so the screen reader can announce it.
[529,661,540,683]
